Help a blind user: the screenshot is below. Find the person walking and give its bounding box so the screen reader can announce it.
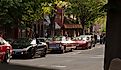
[102,34,106,44]
[94,34,97,44]
[100,34,103,44]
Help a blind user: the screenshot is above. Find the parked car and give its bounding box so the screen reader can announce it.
[73,35,95,49]
[48,36,76,53]
[11,38,47,58]
[0,37,13,63]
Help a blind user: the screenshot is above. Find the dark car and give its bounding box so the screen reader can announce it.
[11,38,47,58]
[0,37,13,63]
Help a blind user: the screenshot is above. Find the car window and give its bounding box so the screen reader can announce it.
[13,38,32,45]
[31,39,36,44]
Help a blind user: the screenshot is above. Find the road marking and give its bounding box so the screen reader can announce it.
[39,65,47,66]
[71,51,81,55]
[51,65,67,68]
[90,55,104,58]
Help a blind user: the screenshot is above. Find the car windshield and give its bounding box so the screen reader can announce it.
[14,38,32,44]
[12,38,32,49]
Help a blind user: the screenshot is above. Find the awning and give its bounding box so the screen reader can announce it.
[63,24,83,29]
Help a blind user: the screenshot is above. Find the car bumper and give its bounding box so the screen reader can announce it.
[47,47,62,53]
[12,51,28,56]
[48,48,61,51]
[76,44,88,49]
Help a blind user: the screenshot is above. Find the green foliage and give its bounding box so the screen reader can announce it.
[0,0,107,31]
[0,0,54,28]
[65,0,107,25]
[94,16,106,32]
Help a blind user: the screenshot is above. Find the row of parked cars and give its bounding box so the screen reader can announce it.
[0,35,96,63]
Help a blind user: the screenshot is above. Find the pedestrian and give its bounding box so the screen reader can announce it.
[100,34,103,44]
[102,34,106,44]
[94,34,97,44]
[91,35,95,47]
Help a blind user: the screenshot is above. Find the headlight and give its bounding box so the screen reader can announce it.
[21,51,28,54]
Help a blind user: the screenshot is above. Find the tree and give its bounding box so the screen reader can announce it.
[0,0,56,38]
[0,0,53,28]
[65,0,107,34]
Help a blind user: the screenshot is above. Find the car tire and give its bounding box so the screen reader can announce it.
[61,46,66,53]
[93,44,95,47]
[40,48,47,57]
[88,46,92,49]
[28,48,36,59]
[70,48,73,52]
[3,50,11,63]
[87,42,91,49]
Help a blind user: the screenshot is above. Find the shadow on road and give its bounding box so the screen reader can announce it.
[0,63,59,70]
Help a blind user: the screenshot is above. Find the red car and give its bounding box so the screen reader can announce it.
[0,37,13,63]
[73,35,95,49]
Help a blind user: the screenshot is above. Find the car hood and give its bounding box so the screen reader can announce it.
[12,43,31,49]
[13,49,26,52]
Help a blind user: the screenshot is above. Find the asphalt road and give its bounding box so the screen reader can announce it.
[0,44,105,70]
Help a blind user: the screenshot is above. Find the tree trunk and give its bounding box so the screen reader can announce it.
[104,0,121,70]
[90,23,93,35]
[81,18,85,35]
[50,14,56,37]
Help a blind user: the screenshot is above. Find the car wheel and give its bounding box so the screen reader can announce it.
[88,46,92,49]
[93,44,95,47]
[61,46,66,53]
[28,48,36,59]
[87,42,91,49]
[40,48,47,57]
[3,50,11,63]
[85,43,90,49]
[70,48,73,52]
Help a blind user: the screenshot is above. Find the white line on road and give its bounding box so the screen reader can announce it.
[90,55,104,58]
[51,65,67,68]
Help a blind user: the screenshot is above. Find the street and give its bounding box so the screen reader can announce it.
[0,44,105,70]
